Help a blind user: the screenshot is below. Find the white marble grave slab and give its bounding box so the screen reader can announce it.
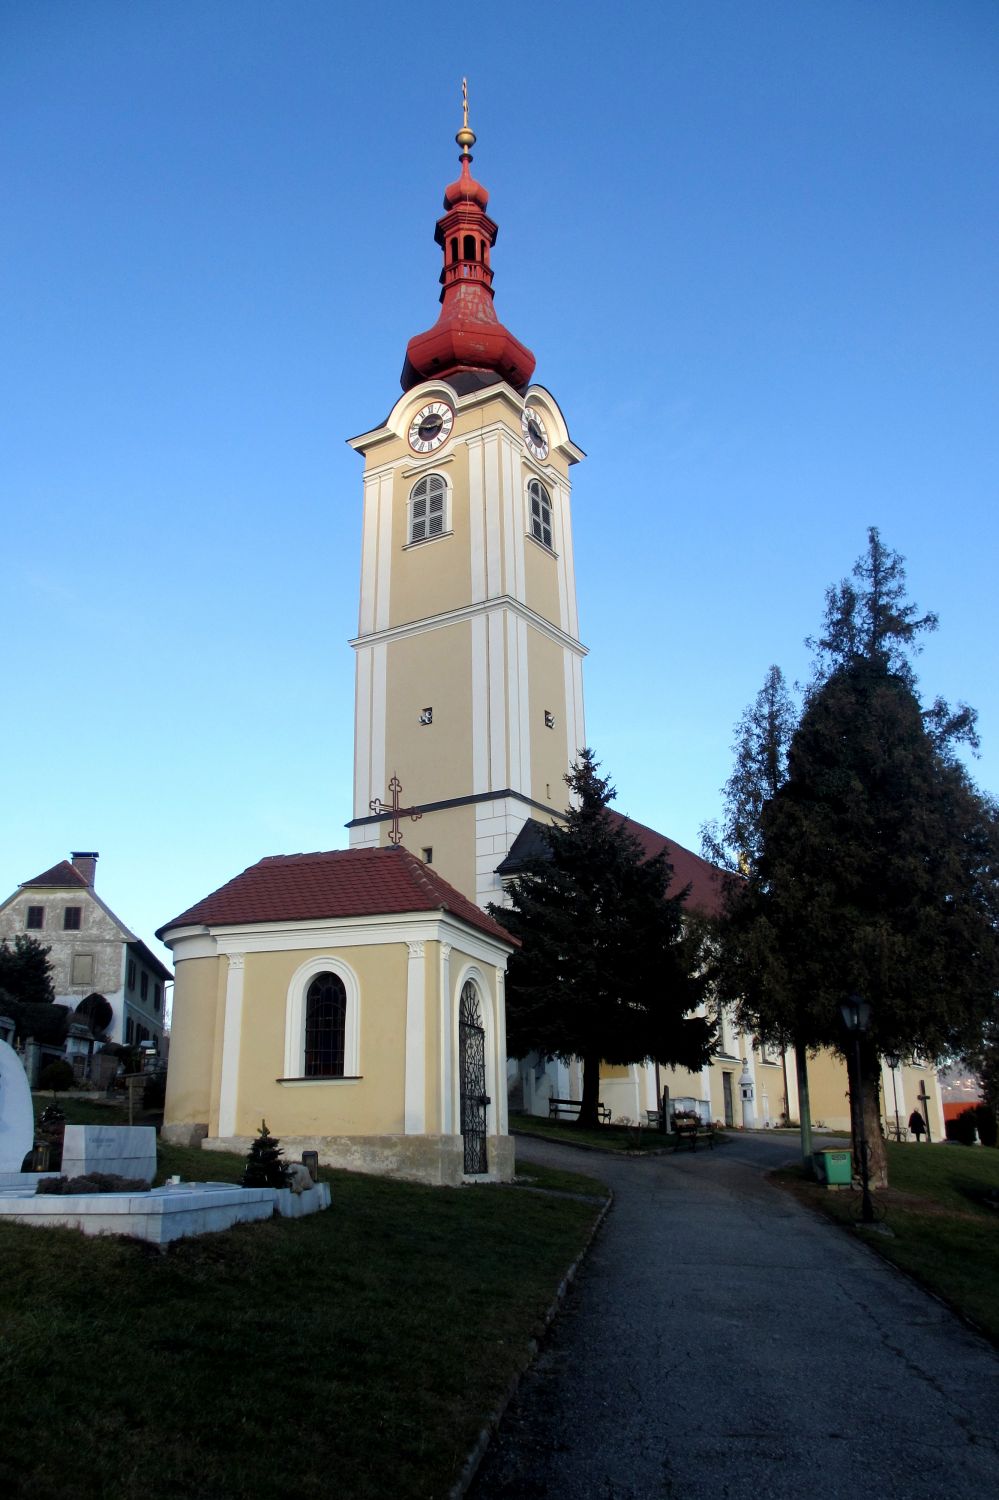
[0,1039,34,1171]
[0,1178,331,1243]
[61,1124,157,1185]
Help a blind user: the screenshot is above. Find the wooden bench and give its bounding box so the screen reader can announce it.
[548,1097,612,1124]
[672,1117,717,1152]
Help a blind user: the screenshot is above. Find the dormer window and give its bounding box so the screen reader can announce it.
[409,473,447,544]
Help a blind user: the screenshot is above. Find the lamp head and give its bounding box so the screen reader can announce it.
[839,994,871,1034]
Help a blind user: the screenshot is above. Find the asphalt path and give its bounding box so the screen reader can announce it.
[469,1132,999,1500]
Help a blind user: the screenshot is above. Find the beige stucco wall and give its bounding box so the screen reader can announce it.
[527,630,573,806]
[522,511,561,624]
[384,624,473,808]
[390,448,472,628]
[231,943,409,1138]
[163,955,221,1126]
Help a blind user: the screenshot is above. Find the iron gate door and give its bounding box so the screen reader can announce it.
[459,981,489,1174]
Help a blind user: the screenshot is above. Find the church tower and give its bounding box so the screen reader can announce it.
[347,104,586,909]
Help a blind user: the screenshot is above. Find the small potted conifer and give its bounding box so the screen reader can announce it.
[242,1120,291,1190]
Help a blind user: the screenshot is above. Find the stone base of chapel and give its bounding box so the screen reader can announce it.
[197,1131,515,1187]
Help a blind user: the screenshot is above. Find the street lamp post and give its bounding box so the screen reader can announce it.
[884,1052,902,1141]
[840,994,876,1225]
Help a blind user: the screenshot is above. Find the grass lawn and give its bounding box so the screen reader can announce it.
[1,1132,606,1500]
[511,1112,724,1153]
[31,1092,161,1129]
[774,1141,999,1344]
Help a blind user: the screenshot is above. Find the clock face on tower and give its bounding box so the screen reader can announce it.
[408,401,455,454]
[521,406,550,461]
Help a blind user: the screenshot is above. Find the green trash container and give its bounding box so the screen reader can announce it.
[821,1149,852,1186]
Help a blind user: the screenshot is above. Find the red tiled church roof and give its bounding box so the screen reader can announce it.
[21,860,90,889]
[157,847,517,947]
[607,812,730,917]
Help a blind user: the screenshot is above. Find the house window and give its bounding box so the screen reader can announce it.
[304,972,347,1077]
[153,983,162,1012]
[126,1018,134,1044]
[140,973,149,1000]
[71,953,94,986]
[63,906,82,931]
[26,906,44,929]
[409,473,446,543]
[528,479,553,549]
[127,959,136,990]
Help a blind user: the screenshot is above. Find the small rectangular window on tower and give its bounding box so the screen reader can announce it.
[544,710,555,729]
[421,847,433,864]
[420,707,433,725]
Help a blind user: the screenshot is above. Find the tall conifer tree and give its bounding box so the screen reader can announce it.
[722,530,999,1185]
[493,751,714,1128]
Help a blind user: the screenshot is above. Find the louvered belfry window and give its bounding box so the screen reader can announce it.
[528,479,553,549]
[410,473,446,543]
[304,972,347,1077]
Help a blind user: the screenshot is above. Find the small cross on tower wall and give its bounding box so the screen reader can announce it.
[369,775,423,847]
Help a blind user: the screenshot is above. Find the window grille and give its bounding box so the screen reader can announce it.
[26,906,44,929]
[410,473,446,543]
[63,906,82,931]
[528,479,553,549]
[304,972,347,1077]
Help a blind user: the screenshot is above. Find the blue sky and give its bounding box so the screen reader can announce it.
[3,1,997,975]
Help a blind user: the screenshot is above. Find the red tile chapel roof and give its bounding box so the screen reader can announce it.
[158,847,516,947]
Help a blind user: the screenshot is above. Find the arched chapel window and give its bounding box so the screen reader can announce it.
[463,233,477,261]
[410,473,447,543]
[304,972,346,1077]
[528,479,553,550]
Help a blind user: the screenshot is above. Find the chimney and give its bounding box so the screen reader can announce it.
[71,851,99,886]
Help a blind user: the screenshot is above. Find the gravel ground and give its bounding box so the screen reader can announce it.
[470,1131,999,1500]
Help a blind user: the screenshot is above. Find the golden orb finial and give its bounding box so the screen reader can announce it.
[456,76,476,152]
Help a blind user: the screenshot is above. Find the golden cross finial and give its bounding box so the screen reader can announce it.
[456,78,475,153]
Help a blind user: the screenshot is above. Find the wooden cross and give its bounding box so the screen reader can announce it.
[916,1078,933,1143]
[369,775,423,847]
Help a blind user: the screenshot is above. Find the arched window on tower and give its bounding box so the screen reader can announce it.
[463,233,477,261]
[527,478,553,550]
[410,473,447,543]
[450,237,458,263]
[304,972,347,1077]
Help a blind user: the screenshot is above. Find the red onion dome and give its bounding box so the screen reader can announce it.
[400,118,535,394]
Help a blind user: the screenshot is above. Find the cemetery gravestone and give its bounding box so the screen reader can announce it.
[61,1125,157,1186]
[0,1039,35,1171]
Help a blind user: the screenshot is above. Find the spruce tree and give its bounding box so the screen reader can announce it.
[492,750,714,1128]
[242,1120,290,1189]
